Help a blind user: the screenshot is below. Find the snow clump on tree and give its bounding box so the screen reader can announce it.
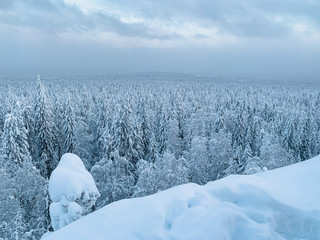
[49,153,100,231]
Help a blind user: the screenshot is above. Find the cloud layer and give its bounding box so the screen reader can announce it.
[0,0,319,80]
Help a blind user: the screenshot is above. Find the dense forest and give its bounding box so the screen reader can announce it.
[1,73,319,239]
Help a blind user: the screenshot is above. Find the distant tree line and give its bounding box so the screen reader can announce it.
[0,74,319,239]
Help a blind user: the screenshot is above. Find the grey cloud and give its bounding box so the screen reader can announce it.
[1,0,318,40]
[250,0,320,24]
[0,0,56,11]
[92,13,181,40]
[193,33,210,39]
[1,0,320,81]
[103,0,319,38]
[221,14,289,38]
[0,0,14,9]
[0,0,181,40]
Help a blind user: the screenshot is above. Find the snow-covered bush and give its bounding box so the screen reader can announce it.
[49,153,100,231]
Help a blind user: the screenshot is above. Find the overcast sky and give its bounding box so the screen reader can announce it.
[0,0,319,81]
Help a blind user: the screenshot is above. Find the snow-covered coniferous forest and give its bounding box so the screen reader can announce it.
[1,73,320,239]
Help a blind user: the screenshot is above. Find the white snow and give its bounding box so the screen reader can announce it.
[44,155,320,240]
[48,153,100,231]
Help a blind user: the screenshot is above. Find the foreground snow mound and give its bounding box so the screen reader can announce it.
[49,153,100,231]
[45,155,320,240]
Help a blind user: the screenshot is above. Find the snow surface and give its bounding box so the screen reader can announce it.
[44,155,320,240]
[48,153,100,231]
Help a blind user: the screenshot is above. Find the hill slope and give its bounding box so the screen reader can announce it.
[43,156,320,240]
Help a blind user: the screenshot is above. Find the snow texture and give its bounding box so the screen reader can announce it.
[44,155,320,239]
[48,153,100,231]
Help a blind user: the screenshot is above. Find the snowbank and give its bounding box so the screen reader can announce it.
[48,153,100,231]
[44,155,320,239]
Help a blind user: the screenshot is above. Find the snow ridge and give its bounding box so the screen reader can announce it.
[44,156,320,240]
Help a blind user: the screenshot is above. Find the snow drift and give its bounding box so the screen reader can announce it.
[48,153,100,231]
[44,155,320,239]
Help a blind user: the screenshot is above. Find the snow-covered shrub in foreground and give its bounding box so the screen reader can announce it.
[49,153,100,231]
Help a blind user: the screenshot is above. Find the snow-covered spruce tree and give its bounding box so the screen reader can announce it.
[243,156,263,175]
[133,159,158,197]
[249,116,263,156]
[0,168,25,240]
[91,150,135,208]
[73,93,96,169]
[232,108,245,150]
[282,118,297,154]
[155,105,167,155]
[15,161,48,239]
[214,110,226,133]
[111,102,135,162]
[176,100,190,153]
[96,98,109,160]
[166,115,182,158]
[187,136,209,185]
[224,146,244,176]
[22,105,36,160]
[75,116,95,170]
[0,104,6,137]
[1,103,49,239]
[133,152,189,197]
[130,120,144,163]
[298,113,312,161]
[2,103,31,174]
[260,133,295,170]
[137,99,151,160]
[146,132,158,163]
[208,130,233,179]
[63,97,76,153]
[154,151,189,191]
[52,95,64,161]
[241,142,253,172]
[33,75,57,178]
